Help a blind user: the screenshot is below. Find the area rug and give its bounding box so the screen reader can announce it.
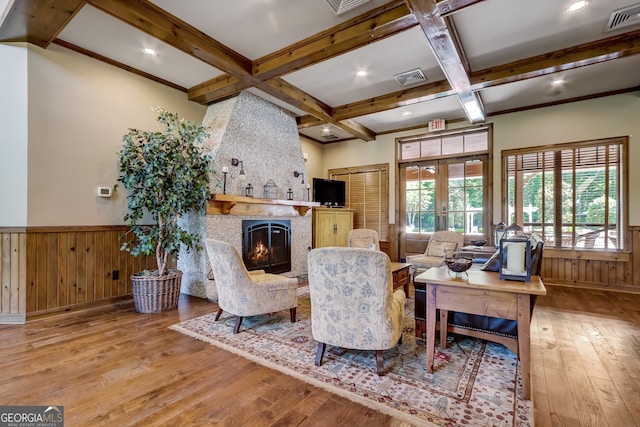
[170,287,532,426]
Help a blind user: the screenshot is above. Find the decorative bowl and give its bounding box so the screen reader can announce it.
[444,256,473,275]
[470,239,487,246]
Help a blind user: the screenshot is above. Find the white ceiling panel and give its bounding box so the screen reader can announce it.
[57,4,223,88]
[453,0,640,70]
[356,95,463,133]
[150,0,390,60]
[283,27,444,107]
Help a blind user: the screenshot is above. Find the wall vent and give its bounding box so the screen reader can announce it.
[606,3,640,31]
[325,0,370,15]
[394,68,427,87]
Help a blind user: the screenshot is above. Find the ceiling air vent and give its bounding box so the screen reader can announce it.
[321,133,340,141]
[606,3,640,32]
[394,68,427,87]
[325,0,370,15]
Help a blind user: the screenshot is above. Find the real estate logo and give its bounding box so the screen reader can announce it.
[0,405,64,427]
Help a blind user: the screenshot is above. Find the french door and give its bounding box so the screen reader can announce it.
[402,155,488,238]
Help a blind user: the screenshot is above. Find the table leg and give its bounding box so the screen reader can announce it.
[517,293,531,400]
[439,309,448,349]
[426,283,437,373]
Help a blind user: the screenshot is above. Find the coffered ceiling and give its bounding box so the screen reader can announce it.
[1,0,639,143]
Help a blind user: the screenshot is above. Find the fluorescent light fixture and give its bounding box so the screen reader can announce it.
[567,1,587,13]
[143,48,158,56]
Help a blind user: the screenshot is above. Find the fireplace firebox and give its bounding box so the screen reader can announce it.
[242,220,291,274]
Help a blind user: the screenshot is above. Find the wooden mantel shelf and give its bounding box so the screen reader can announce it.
[207,194,320,216]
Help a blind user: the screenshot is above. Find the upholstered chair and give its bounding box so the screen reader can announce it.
[406,230,464,279]
[307,247,406,375]
[347,228,380,251]
[205,239,298,334]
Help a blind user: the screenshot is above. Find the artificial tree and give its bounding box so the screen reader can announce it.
[118,108,212,294]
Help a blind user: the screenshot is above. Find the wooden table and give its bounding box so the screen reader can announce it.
[414,266,546,400]
[390,262,411,294]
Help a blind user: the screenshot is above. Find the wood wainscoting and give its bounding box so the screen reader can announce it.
[0,226,158,323]
[540,226,639,293]
[400,226,640,293]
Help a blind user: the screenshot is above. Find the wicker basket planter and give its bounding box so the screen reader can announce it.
[131,269,182,313]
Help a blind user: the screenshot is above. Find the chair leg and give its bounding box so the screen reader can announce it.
[214,308,223,321]
[375,350,385,375]
[289,307,297,323]
[315,342,326,367]
[233,316,243,334]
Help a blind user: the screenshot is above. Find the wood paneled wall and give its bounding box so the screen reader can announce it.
[401,226,640,293]
[0,230,27,323]
[1,226,158,322]
[25,226,157,316]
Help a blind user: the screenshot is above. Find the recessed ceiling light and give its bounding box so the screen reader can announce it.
[143,48,158,56]
[402,111,413,116]
[355,70,368,77]
[567,1,587,13]
[552,78,565,86]
[322,126,331,134]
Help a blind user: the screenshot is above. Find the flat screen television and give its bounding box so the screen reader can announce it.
[313,178,346,207]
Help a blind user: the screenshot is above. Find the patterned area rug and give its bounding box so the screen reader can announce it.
[170,287,532,426]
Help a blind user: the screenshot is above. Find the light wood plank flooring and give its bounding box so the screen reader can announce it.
[0,285,638,426]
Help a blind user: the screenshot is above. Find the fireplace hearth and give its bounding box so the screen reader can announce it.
[242,220,291,274]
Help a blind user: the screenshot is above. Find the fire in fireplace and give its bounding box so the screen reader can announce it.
[242,220,291,274]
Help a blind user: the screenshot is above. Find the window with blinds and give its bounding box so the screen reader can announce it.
[503,137,627,250]
[329,164,389,241]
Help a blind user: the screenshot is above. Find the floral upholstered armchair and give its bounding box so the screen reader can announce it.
[406,230,464,279]
[348,228,380,251]
[307,247,406,375]
[205,239,298,334]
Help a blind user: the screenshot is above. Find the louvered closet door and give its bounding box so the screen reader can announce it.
[334,169,388,241]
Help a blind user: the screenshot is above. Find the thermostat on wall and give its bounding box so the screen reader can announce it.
[97,187,112,198]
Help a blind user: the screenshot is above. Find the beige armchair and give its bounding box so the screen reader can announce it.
[205,239,298,334]
[307,247,406,375]
[348,228,380,250]
[406,230,464,278]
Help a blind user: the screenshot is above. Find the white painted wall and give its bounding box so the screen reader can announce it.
[323,93,640,226]
[26,43,206,226]
[0,43,28,227]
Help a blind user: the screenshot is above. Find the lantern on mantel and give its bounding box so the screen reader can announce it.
[499,223,531,282]
[245,183,253,198]
[287,188,293,200]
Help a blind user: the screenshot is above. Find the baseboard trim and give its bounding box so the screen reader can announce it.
[0,313,27,325]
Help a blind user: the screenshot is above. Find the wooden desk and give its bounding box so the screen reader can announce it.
[414,267,546,400]
[390,262,411,294]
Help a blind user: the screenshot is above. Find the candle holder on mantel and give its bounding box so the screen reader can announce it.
[499,225,531,282]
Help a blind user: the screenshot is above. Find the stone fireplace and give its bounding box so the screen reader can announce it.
[178,91,315,299]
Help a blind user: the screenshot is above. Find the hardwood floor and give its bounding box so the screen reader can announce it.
[1,285,638,426]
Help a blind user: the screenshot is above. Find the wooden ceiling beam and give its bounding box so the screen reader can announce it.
[253,1,417,80]
[191,1,417,105]
[405,0,485,123]
[305,30,640,126]
[0,0,86,47]
[264,79,376,141]
[188,75,250,105]
[87,0,253,78]
[471,29,640,89]
[86,0,376,140]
